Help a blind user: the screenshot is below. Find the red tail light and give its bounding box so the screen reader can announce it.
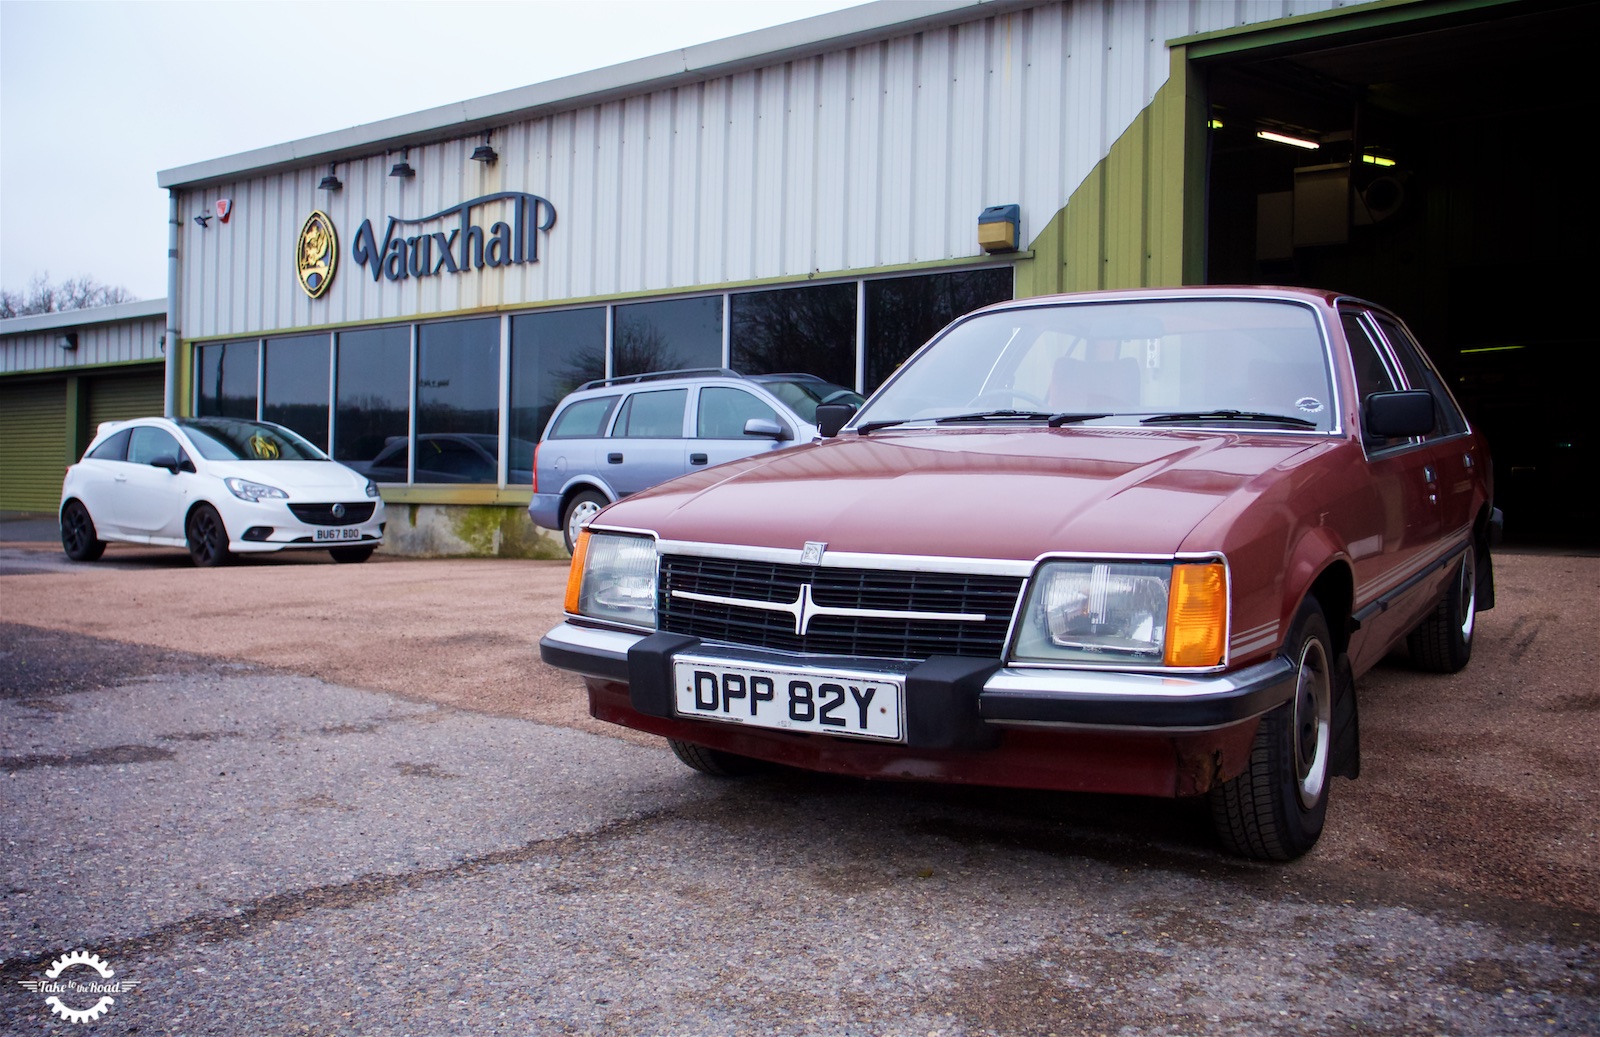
[531,442,540,494]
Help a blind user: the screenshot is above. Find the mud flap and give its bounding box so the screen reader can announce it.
[1331,652,1360,779]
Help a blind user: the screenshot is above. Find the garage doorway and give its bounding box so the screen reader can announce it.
[1195,0,1598,547]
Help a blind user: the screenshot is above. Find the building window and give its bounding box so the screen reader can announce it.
[731,283,856,388]
[334,326,409,475]
[416,317,500,484]
[864,268,1013,390]
[262,334,330,451]
[196,340,258,419]
[510,307,605,447]
[614,296,721,377]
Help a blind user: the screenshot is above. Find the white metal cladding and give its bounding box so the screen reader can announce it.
[0,306,167,375]
[173,0,1348,340]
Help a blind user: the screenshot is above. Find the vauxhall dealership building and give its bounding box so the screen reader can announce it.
[2,0,1591,552]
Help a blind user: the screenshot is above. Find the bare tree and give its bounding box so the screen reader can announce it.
[0,273,137,319]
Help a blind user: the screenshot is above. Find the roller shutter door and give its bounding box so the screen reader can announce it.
[87,370,163,427]
[0,379,69,512]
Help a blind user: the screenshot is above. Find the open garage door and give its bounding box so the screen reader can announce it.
[1197,0,1598,547]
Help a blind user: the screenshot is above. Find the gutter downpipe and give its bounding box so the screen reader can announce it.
[164,190,180,417]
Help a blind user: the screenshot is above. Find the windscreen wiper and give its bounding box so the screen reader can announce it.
[934,409,1057,424]
[1139,409,1318,430]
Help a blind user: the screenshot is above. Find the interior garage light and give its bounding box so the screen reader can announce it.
[1257,130,1320,150]
[1362,152,1397,167]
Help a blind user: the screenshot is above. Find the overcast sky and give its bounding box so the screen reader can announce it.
[0,0,866,303]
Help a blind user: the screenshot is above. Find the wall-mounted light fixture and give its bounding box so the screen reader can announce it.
[318,162,343,190]
[58,332,79,351]
[1257,129,1320,150]
[389,148,415,178]
[978,204,1021,254]
[470,131,498,164]
[193,213,212,229]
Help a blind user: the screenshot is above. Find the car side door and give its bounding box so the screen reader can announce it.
[1339,308,1443,673]
[604,387,690,496]
[120,425,195,538]
[689,385,792,470]
[1368,311,1480,545]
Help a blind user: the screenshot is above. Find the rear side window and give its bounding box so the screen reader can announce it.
[86,428,131,461]
[612,389,687,439]
[548,395,619,439]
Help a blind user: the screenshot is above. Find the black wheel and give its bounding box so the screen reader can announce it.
[1209,597,1335,861]
[60,500,105,562]
[668,739,762,777]
[1407,548,1476,673]
[562,490,608,554]
[330,545,376,564]
[186,504,232,568]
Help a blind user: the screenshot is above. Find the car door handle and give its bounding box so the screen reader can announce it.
[608,453,624,464]
[1423,465,1437,482]
[690,453,708,465]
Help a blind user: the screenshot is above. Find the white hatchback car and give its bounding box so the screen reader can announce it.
[59,417,386,567]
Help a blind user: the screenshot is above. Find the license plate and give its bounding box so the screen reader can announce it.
[672,658,904,742]
[314,527,362,542]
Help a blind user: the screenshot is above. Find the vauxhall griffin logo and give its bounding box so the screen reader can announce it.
[296,210,338,299]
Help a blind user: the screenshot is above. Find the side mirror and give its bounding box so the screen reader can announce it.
[816,403,858,438]
[1364,390,1434,439]
[743,417,789,441]
[149,454,183,474]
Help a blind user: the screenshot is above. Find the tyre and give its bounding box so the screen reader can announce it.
[330,545,376,564]
[1209,597,1335,861]
[668,739,762,777]
[185,504,233,568]
[60,500,106,562]
[562,490,608,553]
[1407,548,1475,673]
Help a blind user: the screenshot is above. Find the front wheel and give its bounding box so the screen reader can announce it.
[60,500,106,562]
[330,545,376,564]
[1407,548,1476,673]
[668,739,762,777]
[186,504,232,568]
[1209,597,1335,861]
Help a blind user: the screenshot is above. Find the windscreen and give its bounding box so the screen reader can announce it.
[854,298,1335,432]
[178,418,330,461]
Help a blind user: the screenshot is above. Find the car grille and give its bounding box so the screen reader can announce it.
[288,502,375,526]
[659,555,1023,660]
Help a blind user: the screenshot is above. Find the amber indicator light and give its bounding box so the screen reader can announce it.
[563,530,591,614]
[1165,563,1226,667]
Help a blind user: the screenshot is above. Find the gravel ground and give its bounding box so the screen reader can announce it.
[1,536,1597,1034]
[1,539,1595,916]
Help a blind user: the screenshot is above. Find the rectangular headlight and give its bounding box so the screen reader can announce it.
[565,531,658,629]
[1011,560,1226,668]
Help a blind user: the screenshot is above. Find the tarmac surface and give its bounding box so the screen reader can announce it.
[1,513,1596,1034]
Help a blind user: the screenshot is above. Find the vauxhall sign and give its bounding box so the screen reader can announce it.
[297,192,557,297]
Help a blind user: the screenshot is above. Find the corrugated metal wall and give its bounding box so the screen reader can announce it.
[174,0,1346,340]
[0,314,165,375]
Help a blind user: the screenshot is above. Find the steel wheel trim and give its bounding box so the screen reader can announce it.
[1293,635,1333,809]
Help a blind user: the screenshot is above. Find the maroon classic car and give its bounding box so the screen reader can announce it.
[540,286,1499,860]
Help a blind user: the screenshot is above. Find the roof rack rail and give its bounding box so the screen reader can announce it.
[576,367,744,390]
